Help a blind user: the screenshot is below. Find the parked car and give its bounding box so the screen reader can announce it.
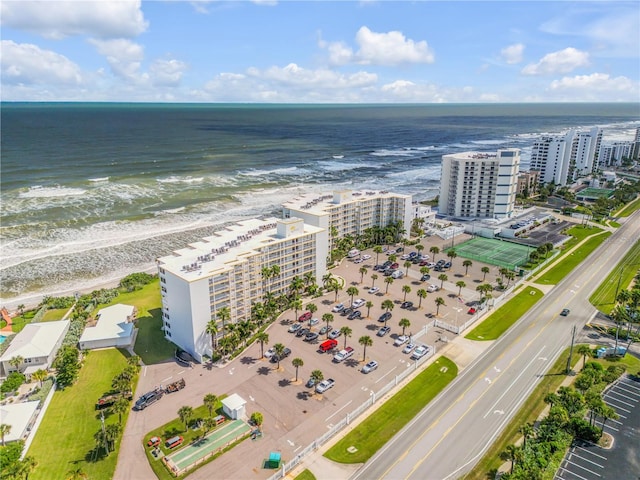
[420,274,431,281]
[391,270,404,279]
[403,342,416,354]
[401,301,413,309]
[315,378,335,394]
[362,254,372,260]
[560,308,570,316]
[328,329,341,340]
[319,325,329,335]
[352,298,366,309]
[348,310,362,320]
[427,262,436,268]
[134,388,164,411]
[264,347,275,358]
[341,307,354,317]
[468,307,477,314]
[444,261,452,269]
[298,311,312,322]
[378,312,392,323]
[296,327,310,338]
[394,335,409,346]
[333,346,355,363]
[411,345,429,360]
[427,284,439,293]
[332,303,345,313]
[304,331,319,342]
[383,260,393,268]
[319,338,338,352]
[419,260,429,267]
[288,323,302,333]
[305,377,317,388]
[362,360,379,374]
[390,262,399,269]
[377,326,390,337]
[308,317,319,326]
[368,286,380,294]
[270,347,292,363]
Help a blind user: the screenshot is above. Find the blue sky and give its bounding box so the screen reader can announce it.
[1,1,639,103]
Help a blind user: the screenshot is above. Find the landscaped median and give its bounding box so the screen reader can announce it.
[324,356,457,464]
[465,286,543,341]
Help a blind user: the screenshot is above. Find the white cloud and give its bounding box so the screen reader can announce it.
[327,42,354,66]
[149,59,188,87]
[354,27,434,65]
[89,38,144,81]
[522,47,589,75]
[0,0,148,39]
[549,73,638,100]
[1,40,83,85]
[500,43,524,64]
[247,63,377,88]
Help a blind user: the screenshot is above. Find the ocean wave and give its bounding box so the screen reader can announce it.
[238,166,309,177]
[470,139,507,146]
[19,185,86,199]
[384,165,441,181]
[370,148,417,157]
[88,177,110,183]
[157,175,205,184]
[317,159,381,172]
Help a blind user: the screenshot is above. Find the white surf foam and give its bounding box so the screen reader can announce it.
[19,186,86,199]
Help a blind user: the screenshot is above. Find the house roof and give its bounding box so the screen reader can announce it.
[0,401,39,442]
[79,304,135,344]
[222,393,246,410]
[0,321,70,362]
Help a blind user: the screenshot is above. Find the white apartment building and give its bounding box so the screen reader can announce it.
[157,217,327,361]
[598,142,633,167]
[281,190,413,250]
[530,128,602,185]
[438,149,520,220]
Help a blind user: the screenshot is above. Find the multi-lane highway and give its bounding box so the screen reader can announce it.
[351,211,640,480]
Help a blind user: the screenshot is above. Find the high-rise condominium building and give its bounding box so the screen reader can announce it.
[282,190,413,250]
[438,148,520,219]
[598,142,633,167]
[157,217,327,361]
[531,127,602,185]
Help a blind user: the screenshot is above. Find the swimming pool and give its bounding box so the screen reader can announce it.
[0,335,6,344]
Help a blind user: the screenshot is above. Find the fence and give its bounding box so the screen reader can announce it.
[266,342,437,480]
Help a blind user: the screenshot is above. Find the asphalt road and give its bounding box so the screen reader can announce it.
[351,211,640,480]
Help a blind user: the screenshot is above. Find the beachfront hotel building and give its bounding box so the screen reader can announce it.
[281,190,413,251]
[157,217,327,361]
[530,127,602,186]
[438,148,520,220]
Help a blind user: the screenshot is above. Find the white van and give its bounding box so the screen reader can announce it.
[348,249,360,258]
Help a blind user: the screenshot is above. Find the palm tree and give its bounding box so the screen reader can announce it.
[504,271,515,288]
[359,267,368,283]
[310,370,324,388]
[416,244,425,256]
[384,276,394,294]
[21,455,38,480]
[178,406,194,431]
[501,444,520,474]
[329,280,341,301]
[346,286,359,305]
[447,249,457,266]
[373,245,383,264]
[105,423,121,454]
[203,393,218,417]
[481,266,490,281]
[292,358,304,382]
[289,276,304,296]
[31,368,48,387]
[112,397,129,425]
[519,422,534,449]
[600,405,619,432]
[290,298,303,321]
[255,332,269,358]
[404,260,412,275]
[273,343,285,369]
[434,297,445,316]
[462,259,472,275]
[340,326,352,349]
[371,273,378,288]
[217,306,231,337]
[322,272,334,288]
[430,246,439,261]
[0,423,11,446]
[416,289,427,308]
[322,313,334,337]
[270,265,281,291]
[206,319,218,352]
[17,304,25,319]
[359,335,373,361]
[365,301,373,317]
[577,344,592,369]
[8,355,23,372]
[382,299,395,312]
[438,273,448,289]
[401,285,411,302]
[66,467,89,480]
[307,303,318,319]
[261,265,273,290]
[399,318,411,336]
[419,266,430,277]
[455,280,466,297]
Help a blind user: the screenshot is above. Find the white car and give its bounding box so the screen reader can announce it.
[333,346,354,363]
[308,317,319,326]
[264,348,275,358]
[315,378,335,394]
[411,345,429,360]
[427,284,439,293]
[394,335,409,346]
[368,286,380,294]
[328,329,341,339]
[362,360,378,374]
[352,298,366,309]
[362,254,371,260]
[403,342,415,354]
[332,303,345,313]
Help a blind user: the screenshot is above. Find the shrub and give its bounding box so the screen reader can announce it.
[28,378,54,405]
[570,417,601,442]
[0,440,25,477]
[0,372,26,394]
[119,272,156,291]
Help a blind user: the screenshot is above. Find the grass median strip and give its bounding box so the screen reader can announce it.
[465,286,543,341]
[324,356,457,464]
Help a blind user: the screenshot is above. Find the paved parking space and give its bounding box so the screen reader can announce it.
[555,374,640,480]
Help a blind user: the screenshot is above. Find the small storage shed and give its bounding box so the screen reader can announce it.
[221,393,246,420]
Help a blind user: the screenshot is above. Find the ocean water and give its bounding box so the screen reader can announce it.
[1,102,639,307]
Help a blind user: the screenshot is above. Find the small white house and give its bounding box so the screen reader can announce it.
[222,393,246,420]
[79,304,136,350]
[0,321,70,378]
[0,401,39,443]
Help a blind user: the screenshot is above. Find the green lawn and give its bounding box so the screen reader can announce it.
[28,349,134,480]
[41,308,69,322]
[101,280,175,364]
[10,311,37,333]
[324,357,457,464]
[536,231,611,285]
[589,239,640,314]
[616,195,640,217]
[465,286,543,341]
[294,469,317,480]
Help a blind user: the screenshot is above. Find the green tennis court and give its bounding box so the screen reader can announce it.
[451,237,531,270]
[164,419,251,475]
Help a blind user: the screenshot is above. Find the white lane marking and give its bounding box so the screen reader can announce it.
[249,395,255,402]
[176,370,185,375]
[161,376,173,383]
[493,410,504,415]
[493,366,501,373]
[325,400,353,422]
[143,367,147,377]
[484,377,492,384]
[375,367,397,384]
[287,439,295,447]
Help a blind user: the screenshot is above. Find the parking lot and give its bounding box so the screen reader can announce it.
[555,373,640,480]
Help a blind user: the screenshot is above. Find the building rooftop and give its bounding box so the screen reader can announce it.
[0,321,70,362]
[282,189,410,215]
[79,304,135,344]
[0,401,39,443]
[157,217,324,281]
[222,393,246,410]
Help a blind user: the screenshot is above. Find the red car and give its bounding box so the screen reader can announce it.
[298,311,312,322]
[468,307,477,314]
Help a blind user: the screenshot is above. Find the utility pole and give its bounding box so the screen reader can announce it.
[566,325,576,375]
